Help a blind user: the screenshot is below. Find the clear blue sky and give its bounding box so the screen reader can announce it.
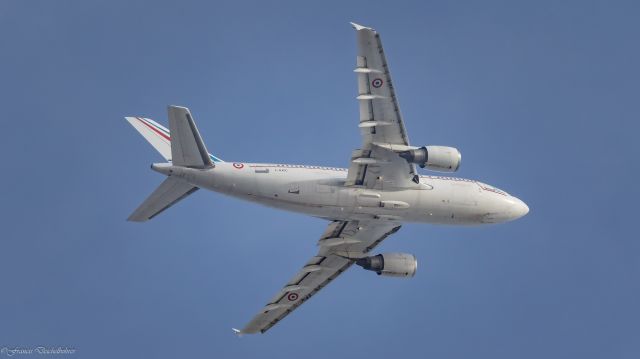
[1,0,638,358]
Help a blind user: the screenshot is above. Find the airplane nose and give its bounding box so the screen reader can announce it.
[508,197,529,219]
[480,195,530,223]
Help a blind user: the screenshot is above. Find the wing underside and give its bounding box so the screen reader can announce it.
[346,23,419,190]
[237,220,401,334]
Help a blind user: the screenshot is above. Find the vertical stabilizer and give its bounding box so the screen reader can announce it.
[167,105,213,168]
[125,117,172,161]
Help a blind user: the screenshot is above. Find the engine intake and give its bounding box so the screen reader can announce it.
[356,253,417,277]
[399,146,461,172]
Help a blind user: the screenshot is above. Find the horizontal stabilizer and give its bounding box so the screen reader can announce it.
[128,177,198,222]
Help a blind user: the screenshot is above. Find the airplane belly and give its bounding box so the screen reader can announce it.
[411,178,477,224]
[211,165,346,219]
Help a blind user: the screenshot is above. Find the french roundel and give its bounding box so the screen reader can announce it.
[371,78,383,88]
[233,163,244,169]
[287,293,299,301]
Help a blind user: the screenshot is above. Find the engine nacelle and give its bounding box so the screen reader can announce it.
[399,145,461,172]
[356,253,417,277]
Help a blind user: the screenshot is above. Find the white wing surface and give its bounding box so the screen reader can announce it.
[346,23,419,189]
[236,220,401,334]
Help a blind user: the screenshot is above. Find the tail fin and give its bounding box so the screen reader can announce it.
[127,177,198,222]
[167,105,212,168]
[125,116,172,161]
[125,106,223,164]
[126,105,222,221]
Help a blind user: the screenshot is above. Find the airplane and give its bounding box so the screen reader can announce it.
[125,22,529,335]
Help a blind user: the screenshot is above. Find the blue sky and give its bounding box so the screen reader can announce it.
[1,0,639,358]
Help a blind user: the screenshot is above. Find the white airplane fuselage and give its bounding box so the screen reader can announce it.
[153,162,529,225]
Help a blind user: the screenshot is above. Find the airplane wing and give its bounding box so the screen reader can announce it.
[346,23,420,189]
[236,220,401,334]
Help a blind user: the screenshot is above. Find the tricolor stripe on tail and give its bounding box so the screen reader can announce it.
[125,116,223,163]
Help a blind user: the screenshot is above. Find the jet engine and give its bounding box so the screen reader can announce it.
[398,146,461,172]
[356,253,417,277]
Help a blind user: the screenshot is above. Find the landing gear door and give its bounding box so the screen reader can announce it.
[336,187,357,217]
[288,183,300,195]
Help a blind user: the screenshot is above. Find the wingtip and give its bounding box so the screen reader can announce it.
[350,22,373,31]
[232,328,243,337]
